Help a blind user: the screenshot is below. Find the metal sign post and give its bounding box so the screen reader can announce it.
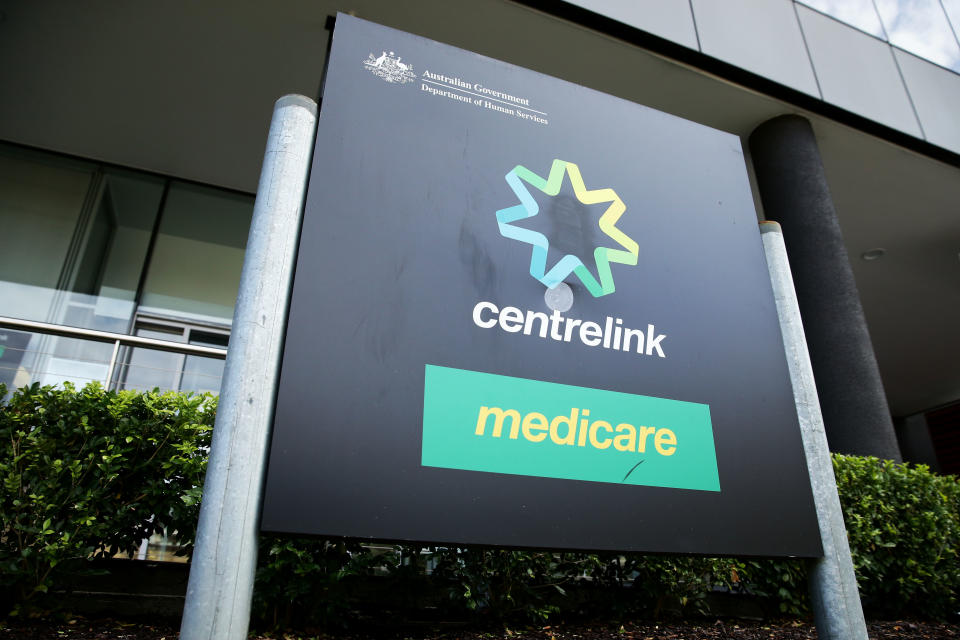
[179,94,317,640]
[761,221,868,640]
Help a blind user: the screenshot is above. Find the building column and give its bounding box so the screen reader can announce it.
[749,114,901,461]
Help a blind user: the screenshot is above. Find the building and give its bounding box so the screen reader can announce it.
[1,0,958,473]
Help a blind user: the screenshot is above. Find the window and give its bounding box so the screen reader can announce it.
[0,142,253,393]
[119,316,229,394]
[798,0,960,72]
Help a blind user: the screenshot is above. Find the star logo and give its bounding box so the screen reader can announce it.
[495,159,638,297]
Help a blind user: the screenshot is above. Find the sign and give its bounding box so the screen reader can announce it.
[422,365,719,491]
[262,14,820,557]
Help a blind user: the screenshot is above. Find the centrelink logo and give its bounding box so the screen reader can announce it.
[472,159,666,358]
[497,159,638,297]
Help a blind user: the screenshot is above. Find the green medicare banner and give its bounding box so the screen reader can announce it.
[422,365,719,491]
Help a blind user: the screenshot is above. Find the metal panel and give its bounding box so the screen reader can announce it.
[796,5,923,136]
[563,0,699,49]
[691,0,820,96]
[895,48,960,154]
[795,0,886,38]
[875,0,960,72]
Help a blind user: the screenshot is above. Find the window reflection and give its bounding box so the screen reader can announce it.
[120,320,228,395]
[937,0,960,48]
[139,183,253,324]
[0,146,164,332]
[875,0,960,71]
[0,142,250,395]
[180,331,228,395]
[798,0,886,37]
[798,0,960,73]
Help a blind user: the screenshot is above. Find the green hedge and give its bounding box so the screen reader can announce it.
[835,454,960,618]
[0,383,214,607]
[1,383,958,622]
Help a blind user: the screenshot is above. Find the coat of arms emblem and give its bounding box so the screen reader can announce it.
[363,50,416,84]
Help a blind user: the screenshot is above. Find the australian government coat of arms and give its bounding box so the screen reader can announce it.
[363,50,416,84]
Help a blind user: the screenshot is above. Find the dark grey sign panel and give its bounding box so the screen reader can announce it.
[262,14,821,557]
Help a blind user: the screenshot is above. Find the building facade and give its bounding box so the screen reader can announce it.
[1,0,958,472]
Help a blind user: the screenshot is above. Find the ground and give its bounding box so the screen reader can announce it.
[1,619,958,639]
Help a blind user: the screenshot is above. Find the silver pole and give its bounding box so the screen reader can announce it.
[180,94,317,640]
[760,221,868,640]
[105,339,121,389]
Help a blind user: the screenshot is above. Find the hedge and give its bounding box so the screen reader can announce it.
[0,383,214,607]
[835,454,960,618]
[1,383,958,622]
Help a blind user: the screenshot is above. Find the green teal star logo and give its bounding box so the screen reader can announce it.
[496,159,638,297]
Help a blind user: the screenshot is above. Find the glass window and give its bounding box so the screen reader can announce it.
[0,147,97,321]
[0,144,248,394]
[119,319,227,394]
[0,145,169,393]
[0,328,33,392]
[139,182,253,324]
[0,145,165,332]
[798,0,960,72]
[180,330,229,395]
[0,328,115,395]
[121,323,186,393]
